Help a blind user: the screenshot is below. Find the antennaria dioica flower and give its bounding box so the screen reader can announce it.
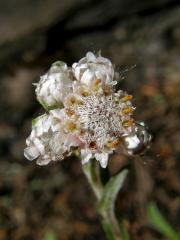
[24,52,151,239]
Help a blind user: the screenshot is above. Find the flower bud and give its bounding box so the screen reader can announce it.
[35,61,73,110]
[123,122,152,155]
[72,52,117,89]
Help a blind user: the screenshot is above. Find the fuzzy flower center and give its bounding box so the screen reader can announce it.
[73,93,134,149]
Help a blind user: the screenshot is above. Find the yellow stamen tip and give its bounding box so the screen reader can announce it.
[122,107,134,114]
[106,139,122,148]
[122,119,134,127]
[69,96,78,105]
[66,122,77,132]
[122,95,133,102]
[66,109,75,116]
[81,90,90,97]
[103,85,111,96]
[92,79,101,91]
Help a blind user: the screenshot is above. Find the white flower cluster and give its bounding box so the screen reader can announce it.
[24,52,151,168]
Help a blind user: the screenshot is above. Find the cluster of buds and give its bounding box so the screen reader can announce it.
[24,52,151,168]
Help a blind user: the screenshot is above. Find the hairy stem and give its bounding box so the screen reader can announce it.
[82,160,125,240]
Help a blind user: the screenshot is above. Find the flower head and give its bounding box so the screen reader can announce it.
[35,61,73,109]
[24,52,151,168]
[72,52,118,90]
[24,114,65,165]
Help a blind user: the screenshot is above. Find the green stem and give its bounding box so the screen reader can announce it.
[82,160,123,240]
[82,159,103,200]
[101,220,118,240]
[100,208,122,240]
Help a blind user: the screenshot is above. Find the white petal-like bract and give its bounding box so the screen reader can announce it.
[95,153,109,168]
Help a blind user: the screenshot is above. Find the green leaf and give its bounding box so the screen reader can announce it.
[37,97,64,111]
[119,223,131,240]
[43,231,57,240]
[98,169,128,217]
[32,114,46,126]
[32,118,38,126]
[147,202,179,240]
[52,61,66,68]
[101,220,117,240]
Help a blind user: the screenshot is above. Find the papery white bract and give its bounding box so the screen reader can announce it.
[24,52,151,168]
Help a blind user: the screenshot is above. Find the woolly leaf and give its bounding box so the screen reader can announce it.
[98,169,128,216]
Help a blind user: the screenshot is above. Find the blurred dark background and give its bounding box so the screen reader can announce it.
[0,0,179,239]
